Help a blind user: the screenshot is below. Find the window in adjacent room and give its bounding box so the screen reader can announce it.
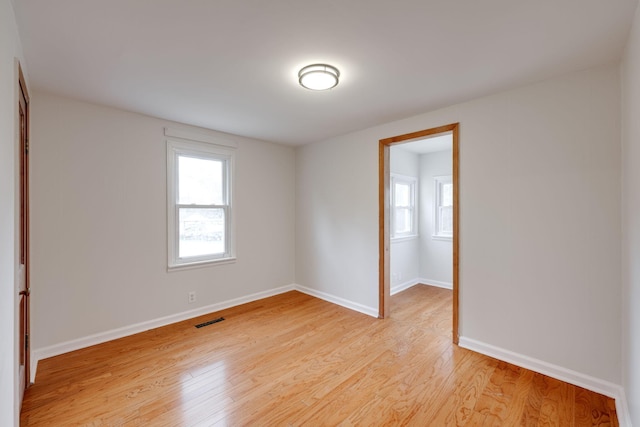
[391,174,417,240]
[167,137,235,269]
[433,175,453,240]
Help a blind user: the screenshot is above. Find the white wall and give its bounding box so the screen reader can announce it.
[622,2,640,425]
[30,92,296,353]
[295,133,379,312]
[295,63,621,385]
[0,0,25,425]
[389,147,420,292]
[418,150,453,287]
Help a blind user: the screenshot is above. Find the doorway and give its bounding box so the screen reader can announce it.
[379,123,459,343]
[17,63,31,396]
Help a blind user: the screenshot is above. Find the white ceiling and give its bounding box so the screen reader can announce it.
[395,133,452,155]
[14,0,638,146]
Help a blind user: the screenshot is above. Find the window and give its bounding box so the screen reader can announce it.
[391,174,417,239]
[167,137,235,269]
[433,175,453,240]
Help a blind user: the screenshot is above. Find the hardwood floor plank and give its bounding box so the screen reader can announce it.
[426,351,499,426]
[587,386,616,426]
[538,377,574,427]
[473,361,522,424]
[519,371,564,426]
[21,286,618,426]
[608,397,620,427]
[575,386,595,426]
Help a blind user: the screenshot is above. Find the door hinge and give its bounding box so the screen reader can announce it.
[25,138,29,154]
[25,334,29,350]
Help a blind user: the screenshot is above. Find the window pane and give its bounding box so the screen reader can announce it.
[395,183,410,207]
[442,183,453,206]
[394,207,411,234]
[178,156,224,205]
[440,206,453,234]
[179,208,225,258]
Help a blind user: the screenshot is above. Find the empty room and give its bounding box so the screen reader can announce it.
[2,0,640,425]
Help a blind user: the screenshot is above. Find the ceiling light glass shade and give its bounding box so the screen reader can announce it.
[298,64,340,90]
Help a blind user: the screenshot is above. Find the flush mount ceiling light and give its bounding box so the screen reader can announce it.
[298,64,340,91]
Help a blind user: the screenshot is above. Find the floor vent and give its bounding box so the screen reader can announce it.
[195,317,225,328]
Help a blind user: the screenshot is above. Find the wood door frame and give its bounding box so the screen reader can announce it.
[18,62,31,389]
[379,123,460,344]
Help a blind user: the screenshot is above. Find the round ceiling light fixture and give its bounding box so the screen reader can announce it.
[298,64,340,91]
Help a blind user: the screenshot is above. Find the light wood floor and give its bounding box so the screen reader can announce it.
[21,286,618,426]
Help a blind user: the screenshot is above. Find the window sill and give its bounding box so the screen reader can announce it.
[391,235,418,243]
[432,235,452,241]
[168,257,237,272]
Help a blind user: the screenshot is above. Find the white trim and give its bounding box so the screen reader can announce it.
[390,174,418,239]
[419,278,453,290]
[29,285,632,427]
[167,257,237,272]
[30,284,379,382]
[391,278,419,295]
[433,175,453,238]
[390,235,418,243]
[390,173,417,183]
[615,387,632,427]
[458,336,630,426]
[30,359,38,384]
[391,278,453,295]
[164,127,237,148]
[431,234,453,241]
[30,285,295,382]
[293,284,378,318]
[166,139,236,268]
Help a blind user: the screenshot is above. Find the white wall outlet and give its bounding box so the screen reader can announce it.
[188,291,196,304]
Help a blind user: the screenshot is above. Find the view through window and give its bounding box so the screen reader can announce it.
[178,156,226,258]
[167,139,235,268]
[391,174,417,239]
[434,175,453,239]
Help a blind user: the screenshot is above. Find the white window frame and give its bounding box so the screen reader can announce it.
[391,174,418,240]
[167,134,236,270]
[433,175,453,240]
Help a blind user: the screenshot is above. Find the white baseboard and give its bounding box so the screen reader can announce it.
[28,287,633,426]
[418,278,453,290]
[31,285,295,383]
[614,387,632,427]
[391,279,419,295]
[294,284,379,318]
[391,278,453,295]
[30,284,378,382]
[459,337,631,427]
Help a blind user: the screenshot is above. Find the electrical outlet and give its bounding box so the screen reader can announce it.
[188,291,196,304]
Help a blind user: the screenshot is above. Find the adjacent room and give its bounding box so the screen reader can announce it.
[2,0,640,425]
[389,133,454,295]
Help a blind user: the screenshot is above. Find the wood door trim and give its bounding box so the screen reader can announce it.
[378,123,460,344]
[378,141,390,318]
[18,62,31,387]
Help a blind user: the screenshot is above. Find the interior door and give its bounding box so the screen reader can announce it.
[18,64,30,396]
